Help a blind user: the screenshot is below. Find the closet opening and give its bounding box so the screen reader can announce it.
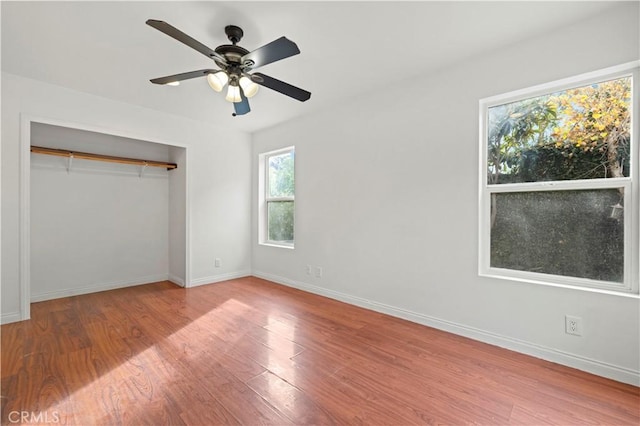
[20,119,188,317]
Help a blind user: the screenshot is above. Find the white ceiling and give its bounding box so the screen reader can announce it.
[1,1,618,134]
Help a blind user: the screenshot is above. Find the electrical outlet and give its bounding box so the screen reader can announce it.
[315,266,323,278]
[215,258,221,268]
[565,315,582,336]
[306,265,312,275]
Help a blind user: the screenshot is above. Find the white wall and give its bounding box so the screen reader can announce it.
[169,145,187,286]
[251,4,640,385]
[1,72,252,322]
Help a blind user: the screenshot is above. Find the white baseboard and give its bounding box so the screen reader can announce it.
[252,271,640,387]
[30,273,170,303]
[168,274,185,287]
[189,270,252,288]
[1,311,23,325]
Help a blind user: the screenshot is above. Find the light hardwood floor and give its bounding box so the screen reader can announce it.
[1,277,638,425]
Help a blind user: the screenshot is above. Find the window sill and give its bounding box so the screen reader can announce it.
[259,242,294,250]
[480,270,639,299]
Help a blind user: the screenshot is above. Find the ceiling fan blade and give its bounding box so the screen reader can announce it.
[241,37,300,69]
[150,69,216,85]
[252,73,311,102]
[233,89,251,116]
[146,19,225,63]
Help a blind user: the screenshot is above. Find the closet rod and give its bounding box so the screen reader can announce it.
[30,146,177,170]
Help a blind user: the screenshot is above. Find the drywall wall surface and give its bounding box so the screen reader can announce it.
[188,135,253,285]
[1,73,252,321]
[251,3,640,384]
[169,146,187,286]
[31,121,172,160]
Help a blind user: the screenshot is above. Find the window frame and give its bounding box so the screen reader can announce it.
[478,62,639,294]
[258,146,295,249]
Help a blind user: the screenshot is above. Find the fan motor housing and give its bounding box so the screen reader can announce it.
[214,44,249,67]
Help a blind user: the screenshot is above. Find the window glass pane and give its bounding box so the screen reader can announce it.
[490,189,624,282]
[268,201,294,243]
[268,151,294,198]
[487,77,631,184]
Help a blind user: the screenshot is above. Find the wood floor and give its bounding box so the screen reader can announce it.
[1,277,638,425]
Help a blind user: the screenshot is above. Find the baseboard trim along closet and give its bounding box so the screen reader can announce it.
[189,270,252,288]
[168,274,186,287]
[251,271,640,387]
[1,312,23,325]
[30,273,170,303]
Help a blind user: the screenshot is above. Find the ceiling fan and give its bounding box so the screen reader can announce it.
[146,19,311,116]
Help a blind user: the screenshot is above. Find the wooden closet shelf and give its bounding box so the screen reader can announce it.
[30,146,178,170]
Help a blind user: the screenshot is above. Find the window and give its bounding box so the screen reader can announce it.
[259,147,295,248]
[479,63,638,293]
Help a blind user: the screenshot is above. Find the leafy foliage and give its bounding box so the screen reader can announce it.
[487,77,631,183]
[549,78,631,180]
[269,152,294,197]
[268,201,294,242]
[267,151,295,242]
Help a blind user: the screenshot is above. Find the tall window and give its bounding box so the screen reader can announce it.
[259,147,295,248]
[479,63,638,293]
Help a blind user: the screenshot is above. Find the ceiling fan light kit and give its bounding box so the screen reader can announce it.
[206,71,228,92]
[239,76,259,98]
[225,83,242,103]
[147,19,311,116]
